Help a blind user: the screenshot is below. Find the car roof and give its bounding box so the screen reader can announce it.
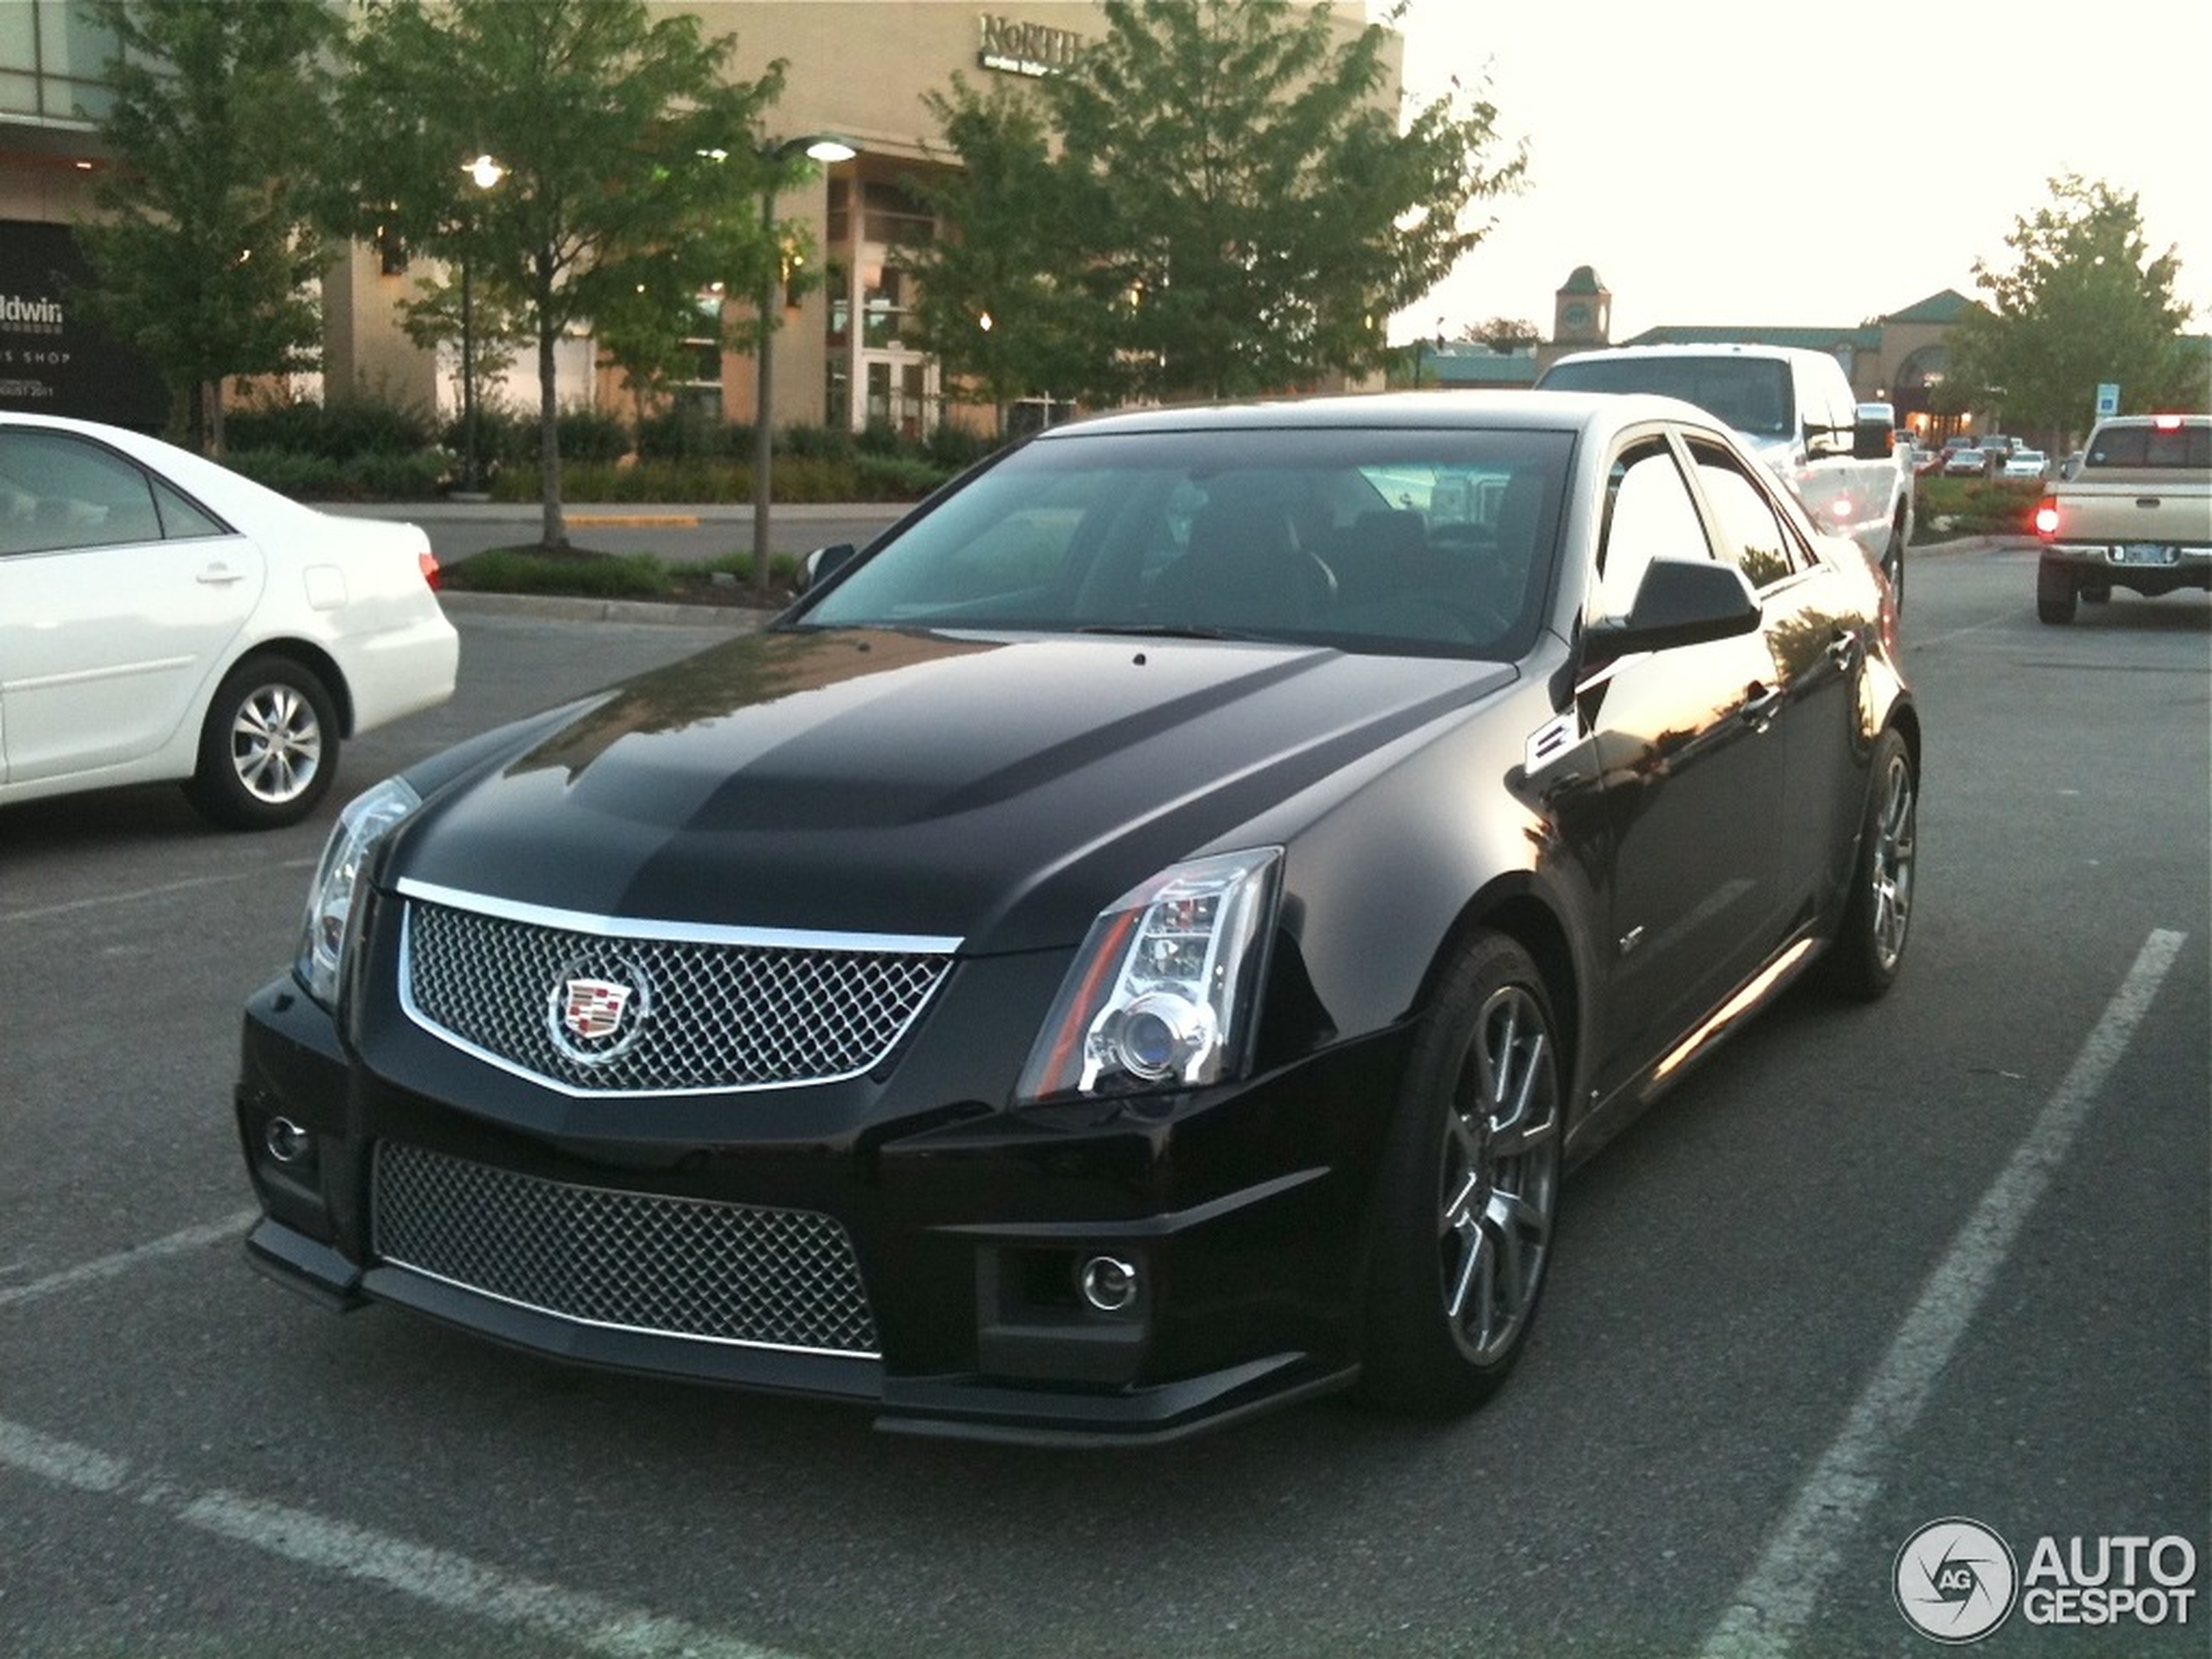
[1541,341,1838,369]
[1035,388,1716,443]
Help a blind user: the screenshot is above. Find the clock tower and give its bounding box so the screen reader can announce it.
[1552,266,1611,347]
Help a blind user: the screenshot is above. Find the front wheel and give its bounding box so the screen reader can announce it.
[1360,932,1564,1415]
[1821,729,1917,999]
[185,654,340,830]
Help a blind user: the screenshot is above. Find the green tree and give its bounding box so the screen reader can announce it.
[910,0,1523,408]
[79,0,336,454]
[1948,175,2197,445]
[332,0,789,547]
[902,80,1107,435]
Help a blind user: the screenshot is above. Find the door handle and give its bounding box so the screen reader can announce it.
[196,563,246,586]
[1740,682,1785,728]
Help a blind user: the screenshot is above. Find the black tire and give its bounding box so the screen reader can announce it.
[1360,932,1563,1415]
[1820,728,1917,1000]
[185,654,340,830]
[2036,557,2078,624]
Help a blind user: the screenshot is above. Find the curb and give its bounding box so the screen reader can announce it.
[435,590,779,630]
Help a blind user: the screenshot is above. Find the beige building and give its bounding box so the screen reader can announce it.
[2,1,1384,436]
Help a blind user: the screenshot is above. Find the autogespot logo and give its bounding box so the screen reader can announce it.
[1894,1517,2020,1643]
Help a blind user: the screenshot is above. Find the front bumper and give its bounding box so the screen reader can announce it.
[233,970,1409,1446]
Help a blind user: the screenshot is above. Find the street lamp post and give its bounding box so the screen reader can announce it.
[752,134,856,591]
[457,153,505,498]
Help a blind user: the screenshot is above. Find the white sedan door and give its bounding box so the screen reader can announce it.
[0,426,265,786]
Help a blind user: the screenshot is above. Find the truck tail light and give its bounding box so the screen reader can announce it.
[2033,497,2060,539]
[419,550,443,590]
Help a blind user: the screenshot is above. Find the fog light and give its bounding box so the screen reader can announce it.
[1079,1254,1139,1313]
[265,1116,313,1165]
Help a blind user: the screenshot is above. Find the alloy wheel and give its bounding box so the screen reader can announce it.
[1865,747,1916,974]
[231,680,325,805]
[1438,982,1561,1367]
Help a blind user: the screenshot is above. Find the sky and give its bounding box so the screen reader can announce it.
[1379,0,2212,348]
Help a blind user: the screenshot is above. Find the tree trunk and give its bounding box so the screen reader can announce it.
[204,380,227,457]
[536,306,566,550]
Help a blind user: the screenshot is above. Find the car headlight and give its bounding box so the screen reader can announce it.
[297,777,421,1009]
[1016,847,1281,1103]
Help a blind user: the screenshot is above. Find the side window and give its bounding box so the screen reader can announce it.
[152,475,228,539]
[1595,437,1712,618]
[0,430,165,554]
[1689,440,1812,590]
[1803,361,1854,457]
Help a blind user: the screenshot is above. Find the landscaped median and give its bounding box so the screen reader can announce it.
[437,543,799,610]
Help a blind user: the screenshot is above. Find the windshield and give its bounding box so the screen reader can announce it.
[1541,356,1793,439]
[796,426,1573,658]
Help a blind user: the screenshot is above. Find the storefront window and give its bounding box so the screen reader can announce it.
[860,181,933,248]
[1,0,118,121]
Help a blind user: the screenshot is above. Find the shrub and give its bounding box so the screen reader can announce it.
[226,397,438,458]
[780,423,856,462]
[223,447,448,501]
[636,407,749,461]
[441,548,670,600]
[925,422,997,471]
[857,418,904,455]
[853,453,948,500]
[1914,475,2043,537]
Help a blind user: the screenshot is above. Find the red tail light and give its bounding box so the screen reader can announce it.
[2033,497,2060,538]
[419,550,442,590]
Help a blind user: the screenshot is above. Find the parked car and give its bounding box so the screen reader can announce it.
[2002,448,2048,481]
[1943,445,1994,478]
[236,390,1919,1445]
[1532,342,1912,598]
[2034,413,2211,623]
[0,414,457,828]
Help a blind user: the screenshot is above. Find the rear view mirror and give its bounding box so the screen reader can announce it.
[799,543,857,592]
[1585,558,1761,658]
[1853,401,1899,462]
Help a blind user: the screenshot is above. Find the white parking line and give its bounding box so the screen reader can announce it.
[1,1216,813,1656]
[0,1417,803,1659]
[0,864,313,927]
[1697,927,2188,1657]
[0,1211,260,1310]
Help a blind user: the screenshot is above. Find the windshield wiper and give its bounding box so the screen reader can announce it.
[1076,622,1258,641]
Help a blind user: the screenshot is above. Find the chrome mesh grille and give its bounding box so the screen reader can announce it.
[400,894,952,1096]
[374,1142,880,1356]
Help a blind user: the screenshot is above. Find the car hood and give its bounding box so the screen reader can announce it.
[392,627,1515,954]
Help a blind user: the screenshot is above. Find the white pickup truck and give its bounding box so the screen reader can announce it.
[2033,413,2212,624]
[1534,342,1914,598]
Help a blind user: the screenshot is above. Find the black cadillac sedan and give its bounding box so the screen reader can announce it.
[235,391,1917,1445]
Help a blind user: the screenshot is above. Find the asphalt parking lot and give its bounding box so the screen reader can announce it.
[1,539,2204,1656]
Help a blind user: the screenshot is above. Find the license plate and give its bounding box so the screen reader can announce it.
[2117,543,2178,565]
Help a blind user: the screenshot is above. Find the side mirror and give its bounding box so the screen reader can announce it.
[1585,558,1762,658]
[1853,401,1898,461]
[799,543,857,592]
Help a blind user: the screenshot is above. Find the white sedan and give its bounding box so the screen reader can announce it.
[0,413,458,829]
